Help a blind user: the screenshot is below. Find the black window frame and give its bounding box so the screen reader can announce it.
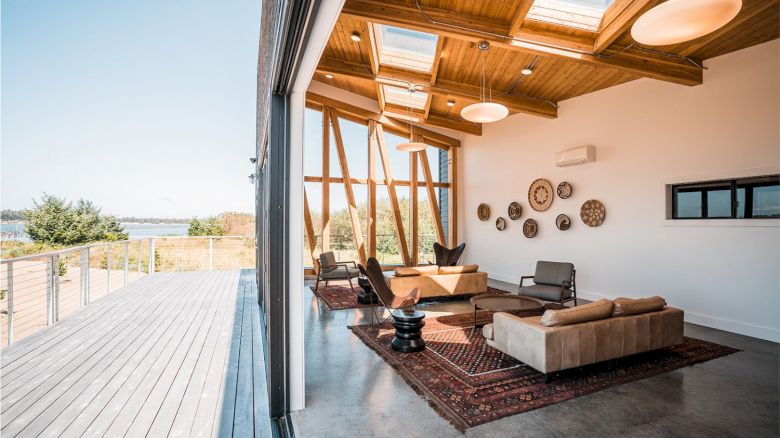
[671,174,780,220]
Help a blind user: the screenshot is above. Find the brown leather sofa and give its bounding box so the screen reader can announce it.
[388,264,488,299]
[482,297,684,377]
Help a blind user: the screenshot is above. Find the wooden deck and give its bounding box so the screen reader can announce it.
[0,269,271,438]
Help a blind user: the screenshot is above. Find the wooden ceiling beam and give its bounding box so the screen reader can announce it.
[317,57,558,118]
[594,0,662,53]
[508,0,535,35]
[307,91,461,147]
[341,0,702,86]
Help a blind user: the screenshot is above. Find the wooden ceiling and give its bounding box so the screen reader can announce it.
[314,0,779,136]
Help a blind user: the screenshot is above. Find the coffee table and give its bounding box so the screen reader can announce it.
[469,294,546,333]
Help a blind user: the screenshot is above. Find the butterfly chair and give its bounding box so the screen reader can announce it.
[359,258,421,325]
[431,242,466,266]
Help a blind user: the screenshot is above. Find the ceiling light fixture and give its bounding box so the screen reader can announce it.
[446,99,456,107]
[350,32,361,42]
[521,68,533,76]
[396,86,428,152]
[631,0,742,46]
[324,73,334,79]
[460,41,509,124]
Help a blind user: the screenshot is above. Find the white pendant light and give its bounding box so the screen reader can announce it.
[631,0,742,46]
[461,41,508,124]
[395,86,428,152]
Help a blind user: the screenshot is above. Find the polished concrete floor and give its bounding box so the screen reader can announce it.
[292,278,779,437]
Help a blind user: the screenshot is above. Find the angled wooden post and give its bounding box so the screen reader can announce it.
[303,188,320,272]
[419,144,446,244]
[375,124,411,266]
[330,111,368,265]
[322,108,331,253]
[410,150,419,266]
[368,120,378,259]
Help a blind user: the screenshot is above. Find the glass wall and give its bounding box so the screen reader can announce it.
[302,107,454,268]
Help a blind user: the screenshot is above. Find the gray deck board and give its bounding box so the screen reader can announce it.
[0,269,270,438]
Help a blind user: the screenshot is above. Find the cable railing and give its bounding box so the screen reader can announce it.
[0,236,255,348]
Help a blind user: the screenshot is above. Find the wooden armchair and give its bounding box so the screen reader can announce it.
[315,251,359,292]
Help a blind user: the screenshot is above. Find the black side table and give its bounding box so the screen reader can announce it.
[356,277,378,304]
[391,310,426,353]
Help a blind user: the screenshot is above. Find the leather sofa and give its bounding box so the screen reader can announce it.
[482,297,684,377]
[388,264,488,299]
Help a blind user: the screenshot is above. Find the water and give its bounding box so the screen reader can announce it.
[1,222,190,242]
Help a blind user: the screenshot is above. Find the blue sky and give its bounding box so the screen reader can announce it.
[1,0,259,218]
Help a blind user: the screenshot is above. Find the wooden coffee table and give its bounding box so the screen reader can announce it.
[469,294,546,333]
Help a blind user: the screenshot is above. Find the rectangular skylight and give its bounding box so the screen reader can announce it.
[376,24,438,73]
[526,0,613,31]
[382,85,428,110]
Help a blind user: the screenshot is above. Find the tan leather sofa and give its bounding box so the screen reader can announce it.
[482,297,684,376]
[388,264,488,299]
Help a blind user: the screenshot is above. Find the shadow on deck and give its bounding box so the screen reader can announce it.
[0,269,271,437]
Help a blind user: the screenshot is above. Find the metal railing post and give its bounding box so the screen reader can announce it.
[124,242,129,286]
[106,243,111,295]
[137,241,142,279]
[54,255,61,322]
[84,247,91,305]
[46,257,53,326]
[209,237,214,271]
[148,238,155,274]
[7,262,14,345]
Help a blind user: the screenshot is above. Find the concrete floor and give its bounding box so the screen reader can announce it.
[292,278,779,437]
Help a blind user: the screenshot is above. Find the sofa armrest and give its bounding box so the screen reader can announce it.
[492,313,554,373]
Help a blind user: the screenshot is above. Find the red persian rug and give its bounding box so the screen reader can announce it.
[311,284,510,311]
[349,310,739,431]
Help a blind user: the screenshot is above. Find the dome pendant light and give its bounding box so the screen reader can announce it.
[631,0,742,46]
[461,41,509,124]
[396,87,428,153]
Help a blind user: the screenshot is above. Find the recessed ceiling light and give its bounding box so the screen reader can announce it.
[350,32,361,42]
[324,74,334,79]
[521,68,533,76]
[446,99,456,107]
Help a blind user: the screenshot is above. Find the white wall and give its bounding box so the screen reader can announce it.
[459,40,780,342]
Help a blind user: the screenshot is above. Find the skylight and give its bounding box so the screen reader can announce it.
[376,24,438,73]
[382,85,428,110]
[526,0,613,31]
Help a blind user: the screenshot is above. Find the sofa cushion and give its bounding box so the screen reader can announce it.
[438,264,479,274]
[482,323,494,340]
[611,296,666,317]
[394,265,440,277]
[539,299,613,327]
[519,284,571,302]
[534,261,574,286]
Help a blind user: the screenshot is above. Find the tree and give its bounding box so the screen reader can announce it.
[188,217,225,236]
[24,194,128,245]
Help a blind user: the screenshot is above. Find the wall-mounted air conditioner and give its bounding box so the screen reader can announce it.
[555,145,596,167]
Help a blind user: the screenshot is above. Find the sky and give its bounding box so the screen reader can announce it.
[1,0,259,218]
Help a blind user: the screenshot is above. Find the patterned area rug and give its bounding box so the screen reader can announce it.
[349,311,739,431]
[310,284,510,311]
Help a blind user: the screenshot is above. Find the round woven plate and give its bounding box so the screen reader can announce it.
[557,182,573,199]
[477,203,491,221]
[508,202,522,220]
[496,217,507,231]
[528,179,554,212]
[580,200,606,227]
[523,219,538,238]
[556,214,571,230]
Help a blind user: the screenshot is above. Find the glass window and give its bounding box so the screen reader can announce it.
[304,109,323,177]
[526,0,612,31]
[376,25,438,72]
[671,175,780,220]
[675,191,702,218]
